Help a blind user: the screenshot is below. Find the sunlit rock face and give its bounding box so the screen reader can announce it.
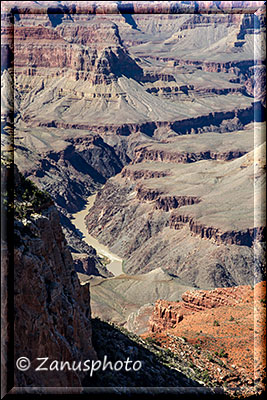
[1,2,265,287]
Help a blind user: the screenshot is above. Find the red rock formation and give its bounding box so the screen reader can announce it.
[145,281,266,396]
[149,285,252,333]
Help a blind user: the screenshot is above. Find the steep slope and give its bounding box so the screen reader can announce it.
[82,268,196,326]
[143,281,266,397]
[2,162,223,396]
[85,140,266,287]
[2,162,97,389]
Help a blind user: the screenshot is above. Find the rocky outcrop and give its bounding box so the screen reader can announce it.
[245,64,266,106]
[170,213,266,247]
[25,103,256,132]
[84,142,265,288]
[146,84,247,98]
[145,281,266,396]
[136,185,201,212]
[150,285,253,333]
[121,166,170,180]
[10,15,144,84]
[18,134,124,215]
[73,254,113,278]
[2,164,97,389]
[149,281,261,329]
[134,147,248,164]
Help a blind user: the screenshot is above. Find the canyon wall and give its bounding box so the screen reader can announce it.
[2,164,97,390]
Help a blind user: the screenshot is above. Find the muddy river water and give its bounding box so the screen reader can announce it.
[71,194,123,276]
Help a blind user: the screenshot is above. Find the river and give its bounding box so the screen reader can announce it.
[71,194,123,276]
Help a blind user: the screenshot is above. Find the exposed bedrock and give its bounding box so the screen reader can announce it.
[149,285,254,333]
[21,134,124,214]
[84,180,265,288]
[73,254,113,278]
[2,164,97,388]
[8,18,144,84]
[14,132,125,267]
[30,103,257,131]
[136,184,201,212]
[121,166,170,180]
[170,213,266,247]
[133,148,248,164]
[145,84,247,97]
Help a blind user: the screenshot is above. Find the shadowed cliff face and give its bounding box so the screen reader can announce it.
[2,163,97,388]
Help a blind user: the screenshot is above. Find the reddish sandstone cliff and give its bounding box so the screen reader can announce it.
[145,282,266,396]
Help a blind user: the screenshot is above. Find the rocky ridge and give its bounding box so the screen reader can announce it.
[85,137,266,287]
[143,282,266,397]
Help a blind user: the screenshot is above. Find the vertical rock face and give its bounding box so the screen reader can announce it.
[2,164,97,388]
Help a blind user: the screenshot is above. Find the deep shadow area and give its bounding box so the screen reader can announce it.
[47,10,64,27]
[83,318,204,388]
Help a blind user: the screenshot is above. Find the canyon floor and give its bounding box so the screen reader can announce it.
[1,1,266,396]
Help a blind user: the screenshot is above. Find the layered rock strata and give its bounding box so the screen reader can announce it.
[85,139,266,287]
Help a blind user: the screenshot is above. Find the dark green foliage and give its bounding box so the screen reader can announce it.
[13,173,53,219]
[215,349,228,358]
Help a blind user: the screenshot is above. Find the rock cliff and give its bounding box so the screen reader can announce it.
[2,163,97,389]
[149,285,254,333]
[144,281,266,397]
[85,143,266,288]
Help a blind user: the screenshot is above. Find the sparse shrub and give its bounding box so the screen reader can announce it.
[165,349,173,357]
[200,370,210,383]
[189,361,194,368]
[218,349,228,358]
[229,315,234,321]
[207,354,214,362]
[213,320,220,326]
[217,359,225,367]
